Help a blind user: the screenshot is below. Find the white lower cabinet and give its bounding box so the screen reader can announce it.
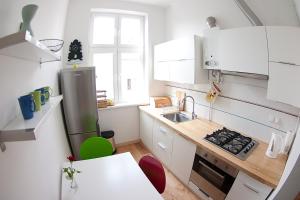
[170,133,196,185]
[226,171,272,200]
[139,111,154,151]
[152,120,174,167]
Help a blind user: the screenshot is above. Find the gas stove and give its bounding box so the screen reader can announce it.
[204,127,258,160]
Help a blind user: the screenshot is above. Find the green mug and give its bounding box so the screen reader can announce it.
[31,90,41,111]
[44,86,53,101]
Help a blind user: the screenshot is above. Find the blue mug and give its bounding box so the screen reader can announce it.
[18,94,35,120]
[35,88,46,105]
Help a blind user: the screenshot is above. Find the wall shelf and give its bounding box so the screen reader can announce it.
[0,31,60,64]
[0,95,63,146]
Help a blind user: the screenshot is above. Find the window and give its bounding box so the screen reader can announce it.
[90,12,145,103]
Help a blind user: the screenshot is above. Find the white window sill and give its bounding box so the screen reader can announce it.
[98,102,149,111]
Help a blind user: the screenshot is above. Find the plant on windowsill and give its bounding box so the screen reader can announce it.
[63,155,81,189]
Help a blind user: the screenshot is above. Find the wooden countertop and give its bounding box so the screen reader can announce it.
[139,106,287,188]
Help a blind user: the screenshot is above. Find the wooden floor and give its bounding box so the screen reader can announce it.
[117,142,201,200]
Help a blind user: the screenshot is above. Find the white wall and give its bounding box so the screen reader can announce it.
[98,106,140,144]
[0,0,70,199]
[163,0,300,199]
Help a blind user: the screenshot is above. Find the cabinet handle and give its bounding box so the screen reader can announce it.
[158,142,167,150]
[159,127,167,134]
[278,61,297,66]
[243,183,260,194]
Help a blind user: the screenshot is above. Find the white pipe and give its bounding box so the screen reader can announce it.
[233,0,263,26]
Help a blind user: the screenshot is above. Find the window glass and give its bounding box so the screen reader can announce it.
[93,53,114,99]
[120,53,143,102]
[93,16,115,45]
[120,17,142,46]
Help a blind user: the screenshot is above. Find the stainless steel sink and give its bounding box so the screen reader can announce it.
[162,112,191,123]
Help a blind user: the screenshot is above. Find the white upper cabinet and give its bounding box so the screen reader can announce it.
[154,35,208,84]
[267,62,300,108]
[203,27,269,75]
[266,26,300,65]
[266,26,300,108]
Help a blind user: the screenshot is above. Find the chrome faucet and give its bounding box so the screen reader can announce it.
[182,95,197,120]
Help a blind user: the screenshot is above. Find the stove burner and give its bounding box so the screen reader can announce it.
[204,127,258,160]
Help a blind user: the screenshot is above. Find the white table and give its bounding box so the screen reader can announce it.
[61,152,164,200]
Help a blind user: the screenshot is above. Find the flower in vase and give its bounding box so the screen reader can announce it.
[63,155,81,181]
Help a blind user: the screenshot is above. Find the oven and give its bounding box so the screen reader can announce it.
[189,147,239,200]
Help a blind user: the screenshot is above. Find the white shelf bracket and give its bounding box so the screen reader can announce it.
[39,56,61,65]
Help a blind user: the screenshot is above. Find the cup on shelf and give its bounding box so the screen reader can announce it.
[35,87,46,105]
[43,86,53,101]
[18,94,35,120]
[31,90,42,111]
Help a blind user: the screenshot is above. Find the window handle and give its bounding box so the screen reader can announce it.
[127,79,131,90]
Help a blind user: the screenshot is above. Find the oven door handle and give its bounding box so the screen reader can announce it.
[198,160,225,180]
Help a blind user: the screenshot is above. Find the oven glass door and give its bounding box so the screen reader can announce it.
[192,154,235,194]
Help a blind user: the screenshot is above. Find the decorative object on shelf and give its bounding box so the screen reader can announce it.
[31,90,42,111]
[68,39,83,64]
[18,94,35,120]
[39,39,64,52]
[19,4,38,36]
[63,155,81,189]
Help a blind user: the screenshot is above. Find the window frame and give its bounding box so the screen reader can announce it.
[89,12,145,103]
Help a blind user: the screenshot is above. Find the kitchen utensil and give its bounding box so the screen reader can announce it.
[175,91,185,111]
[31,90,41,111]
[43,86,53,101]
[266,133,283,158]
[35,88,46,105]
[281,130,296,154]
[150,97,172,108]
[18,94,35,120]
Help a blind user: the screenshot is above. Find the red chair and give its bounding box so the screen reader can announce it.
[139,155,166,194]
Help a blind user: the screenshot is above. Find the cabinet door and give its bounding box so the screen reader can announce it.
[152,120,174,167]
[154,61,170,81]
[266,26,300,65]
[226,171,272,200]
[169,60,195,84]
[139,111,154,151]
[218,27,268,75]
[267,62,300,108]
[170,133,196,185]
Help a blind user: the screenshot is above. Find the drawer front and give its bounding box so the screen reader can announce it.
[153,121,174,166]
[153,121,174,151]
[226,171,272,200]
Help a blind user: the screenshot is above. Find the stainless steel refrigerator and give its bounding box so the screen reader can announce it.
[60,67,99,160]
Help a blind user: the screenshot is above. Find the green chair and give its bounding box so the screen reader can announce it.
[80,137,113,160]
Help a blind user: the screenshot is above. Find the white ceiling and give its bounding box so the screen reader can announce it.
[120,0,174,7]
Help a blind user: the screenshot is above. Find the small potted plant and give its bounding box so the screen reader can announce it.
[63,155,81,188]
